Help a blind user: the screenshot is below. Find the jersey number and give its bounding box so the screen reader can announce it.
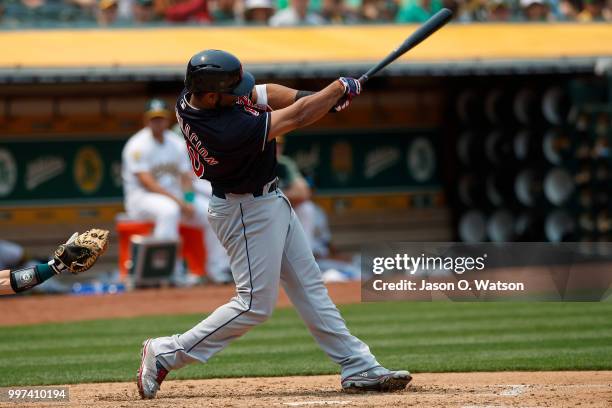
[187,145,205,178]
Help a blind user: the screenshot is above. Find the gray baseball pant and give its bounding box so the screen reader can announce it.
[150,188,379,379]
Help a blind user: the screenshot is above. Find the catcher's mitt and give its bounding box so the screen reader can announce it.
[51,229,110,274]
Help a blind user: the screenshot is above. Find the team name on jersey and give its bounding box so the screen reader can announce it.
[176,110,218,177]
[236,96,262,116]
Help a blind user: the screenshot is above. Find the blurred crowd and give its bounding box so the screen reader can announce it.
[0,0,610,27]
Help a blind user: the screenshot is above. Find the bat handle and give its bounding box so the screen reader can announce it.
[359,74,368,84]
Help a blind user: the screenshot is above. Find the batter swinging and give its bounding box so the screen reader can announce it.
[137,49,411,399]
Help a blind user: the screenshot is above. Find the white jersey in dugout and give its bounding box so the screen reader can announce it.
[121,127,190,202]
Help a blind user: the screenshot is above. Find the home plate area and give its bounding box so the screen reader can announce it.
[7,371,611,408]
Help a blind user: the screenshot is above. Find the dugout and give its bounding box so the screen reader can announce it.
[0,24,611,276]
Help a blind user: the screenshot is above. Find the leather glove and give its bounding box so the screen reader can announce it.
[51,229,109,274]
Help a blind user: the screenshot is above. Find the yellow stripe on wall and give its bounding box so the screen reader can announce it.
[0,24,610,69]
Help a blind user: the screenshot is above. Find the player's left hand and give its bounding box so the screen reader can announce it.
[51,229,109,274]
[338,77,362,98]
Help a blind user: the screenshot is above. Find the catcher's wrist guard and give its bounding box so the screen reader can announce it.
[9,263,55,293]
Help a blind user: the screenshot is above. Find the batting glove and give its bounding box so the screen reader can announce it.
[338,77,361,98]
[331,95,353,113]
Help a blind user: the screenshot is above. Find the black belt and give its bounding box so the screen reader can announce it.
[212,179,278,199]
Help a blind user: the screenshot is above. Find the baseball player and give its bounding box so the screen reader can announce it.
[137,49,411,399]
[0,230,108,296]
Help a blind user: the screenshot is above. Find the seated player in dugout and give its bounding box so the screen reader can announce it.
[121,99,229,284]
[137,49,411,400]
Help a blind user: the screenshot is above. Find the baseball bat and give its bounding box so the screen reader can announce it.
[359,8,453,84]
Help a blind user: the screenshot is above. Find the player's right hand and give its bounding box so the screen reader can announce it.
[338,77,362,98]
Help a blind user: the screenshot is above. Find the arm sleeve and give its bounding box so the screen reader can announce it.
[255,84,268,106]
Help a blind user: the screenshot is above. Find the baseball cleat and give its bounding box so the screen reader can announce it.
[137,339,169,399]
[341,366,412,393]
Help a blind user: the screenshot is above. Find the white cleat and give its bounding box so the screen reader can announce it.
[136,339,169,399]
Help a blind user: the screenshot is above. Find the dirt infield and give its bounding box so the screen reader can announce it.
[0,282,362,326]
[3,372,610,408]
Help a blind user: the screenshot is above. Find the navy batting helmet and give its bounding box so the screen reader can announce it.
[185,49,255,97]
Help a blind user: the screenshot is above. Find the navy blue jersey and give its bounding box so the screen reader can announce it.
[175,88,276,194]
